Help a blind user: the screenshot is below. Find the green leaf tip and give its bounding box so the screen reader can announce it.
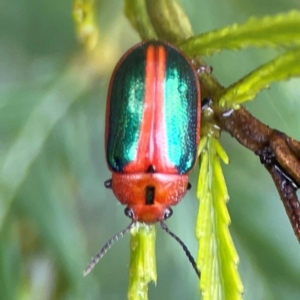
[213,139,229,164]
[128,223,157,300]
[196,137,243,300]
[73,0,99,50]
[218,47,300,106]
[180,10,300,57]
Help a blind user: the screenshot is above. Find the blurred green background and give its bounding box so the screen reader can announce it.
[1,0,300,299]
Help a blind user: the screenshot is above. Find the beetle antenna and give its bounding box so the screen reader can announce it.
[160,221,200,278]
[84,222,136,276]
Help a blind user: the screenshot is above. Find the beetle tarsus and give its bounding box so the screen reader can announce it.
[201,97,213,110]
[104,179,112,188]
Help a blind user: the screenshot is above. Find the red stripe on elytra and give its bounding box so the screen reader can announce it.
[153,46,173,172]
[124,43,177,173]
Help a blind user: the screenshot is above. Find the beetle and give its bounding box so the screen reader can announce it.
[84,40,201,276]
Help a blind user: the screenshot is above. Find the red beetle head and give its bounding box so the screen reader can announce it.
[111,172,189,223]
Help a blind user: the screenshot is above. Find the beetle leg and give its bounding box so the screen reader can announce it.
[104,179,112,188]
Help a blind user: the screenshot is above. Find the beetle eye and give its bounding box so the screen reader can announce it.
[124,207,134,219]
[163,208,173,220]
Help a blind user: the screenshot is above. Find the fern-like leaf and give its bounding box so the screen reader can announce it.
[217,47,300,106]
[128,224,157,300]
[197,137,243,300]
[180,10,300,56]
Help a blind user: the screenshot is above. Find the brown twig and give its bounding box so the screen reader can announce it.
[217,107,300,242]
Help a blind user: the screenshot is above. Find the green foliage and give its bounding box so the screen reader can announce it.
[73,0,99,50]
[124,0,157,40]
[197,137,243,300]
[180,10,300,56]
[218,48,300,106]
[0,67,93,230]
[128,224,157,300]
